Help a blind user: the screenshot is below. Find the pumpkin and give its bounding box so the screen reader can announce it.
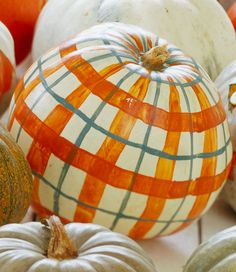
[184,225,236,271]
[0,22,16,115]
[0,122,33,225]
[32,0,236,80]
[215,60,236,212]
[227,2,236,31]
[0,215,157,271]
[8,23,232,239]
[0,0,47,64]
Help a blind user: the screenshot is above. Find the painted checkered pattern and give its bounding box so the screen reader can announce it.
[8,23,232,239]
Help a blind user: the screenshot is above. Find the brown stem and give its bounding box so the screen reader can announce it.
[42,215,78,260]
[141,44,170,71]
[229,83,236,112]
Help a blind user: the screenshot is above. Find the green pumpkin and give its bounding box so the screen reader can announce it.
[184,226,236,272]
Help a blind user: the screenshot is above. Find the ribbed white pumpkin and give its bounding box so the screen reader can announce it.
[215,60,236,212]
[215,60,236,151]
[0,22,16,115]
[0,216,157,271]
[32,0,236,80]
[184,226,236,272]
[0,22,15,66]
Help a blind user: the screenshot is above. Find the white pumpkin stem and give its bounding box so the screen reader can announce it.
[141,44,170,71]
[42,215,78,260]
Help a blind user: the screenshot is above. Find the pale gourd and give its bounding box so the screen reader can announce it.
[9,22,232,239]
[0,215,157,271]
[0,22,16,115]
[184,226,236,272]
[32,0,236,80]
[215,60,236,212]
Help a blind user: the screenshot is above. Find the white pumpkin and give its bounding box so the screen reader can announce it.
[0,22,16,115]
[215,60,236,212]
[32,0,236,80]
[215,59,236,151]
[0,216,157,271]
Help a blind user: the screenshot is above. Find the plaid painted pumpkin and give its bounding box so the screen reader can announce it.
[8,23,232,239]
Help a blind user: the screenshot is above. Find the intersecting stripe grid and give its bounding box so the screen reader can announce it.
[8,23,232,239]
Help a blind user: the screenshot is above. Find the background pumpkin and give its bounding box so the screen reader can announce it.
[227,2,236,31]
[8,22,232,239]
[0,122,33,225]
[0,215,157,271]
[0,0,46,64]
[32,0,236,80]
[0,22,16,116]
[215,60,236,212]
[183,225,236,271]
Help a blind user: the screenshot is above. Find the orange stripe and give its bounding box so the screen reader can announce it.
[11,99,231,198]
[0,51,14,96]
[174,114,220,233]
[129,34,144,51]
[129,79,181,238]
[11,61,64,116]
[61,54,225,132]
[192,84,212,110]
[146,36,153,49]
[12,52,226,133]
[188,127,218,218]
[109,33,139,55]
[129,197,166,239]
[74,77,151,222]
[60,44,77,57]
[27,61,128,216]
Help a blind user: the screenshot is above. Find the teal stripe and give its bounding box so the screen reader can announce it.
[14,51,127,143]
[20,58,231,161]
[140,34,148,52]
[77,36,138,55]
[121,33,140,54]
[200,78,229,166]
[157,76,194,236]
[52,70,135,214]
[33,170,198,224]
[110,81,161,230]
[15,55,230,163]
[8,51,59,121]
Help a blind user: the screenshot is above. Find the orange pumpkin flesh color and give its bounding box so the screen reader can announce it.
[0,0,46,64]
[0,51,14,98]
[228,2,236,31]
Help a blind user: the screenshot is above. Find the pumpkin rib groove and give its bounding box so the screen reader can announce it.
[0,143,13,224]
[0,218,157,271]
[0,124,33,225]
[184,226,236,272]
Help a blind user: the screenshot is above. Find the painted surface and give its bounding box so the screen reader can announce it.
[9,23,232,239]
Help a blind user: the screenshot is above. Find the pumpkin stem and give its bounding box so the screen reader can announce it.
[141,44,170,71]
[229,83,236,112]
[42,215,78,260]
